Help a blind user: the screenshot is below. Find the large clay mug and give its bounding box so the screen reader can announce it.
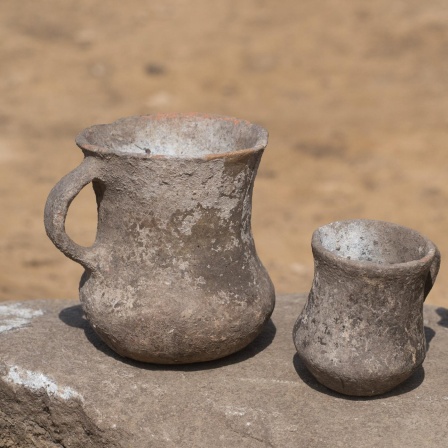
[45,113,275,364]
[293,219,440,396]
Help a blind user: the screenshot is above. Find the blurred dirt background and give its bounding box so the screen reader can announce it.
[0,0,447,306]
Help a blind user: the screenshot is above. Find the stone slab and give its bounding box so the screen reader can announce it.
[0,295,447,447]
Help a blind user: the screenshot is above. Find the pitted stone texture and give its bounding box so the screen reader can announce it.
[1,296,448,447]
[0,303,43,333]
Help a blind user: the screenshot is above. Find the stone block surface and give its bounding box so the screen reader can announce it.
[1,295,447,447]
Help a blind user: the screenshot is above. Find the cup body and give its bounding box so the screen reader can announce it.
[293,219,440,396]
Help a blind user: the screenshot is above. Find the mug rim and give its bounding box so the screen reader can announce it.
[75,112,268,160]
[311,219,438,272]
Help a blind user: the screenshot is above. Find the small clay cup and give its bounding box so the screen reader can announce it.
[293,219,440,396]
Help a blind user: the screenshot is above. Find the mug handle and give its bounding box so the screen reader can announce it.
[44,156,102,271]
[424,246,441,300]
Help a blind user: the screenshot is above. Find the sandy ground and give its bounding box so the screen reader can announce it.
[1,0,448,308]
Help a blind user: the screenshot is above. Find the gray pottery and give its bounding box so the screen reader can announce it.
[293,219,440,396]
[44,113,275,364]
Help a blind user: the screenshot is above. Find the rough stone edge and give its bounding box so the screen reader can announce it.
[0,297,124,448]
[0,373,124,448]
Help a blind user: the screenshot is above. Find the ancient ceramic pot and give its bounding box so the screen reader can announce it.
[44,113,275,364]
[293,219,440,396]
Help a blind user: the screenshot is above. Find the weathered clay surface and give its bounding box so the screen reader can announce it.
[293,219,441,396]
[44,114,275,364]
[1,296,448,447]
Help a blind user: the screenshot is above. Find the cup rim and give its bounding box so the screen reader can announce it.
[75,112,268,160]
[311,219,438,271]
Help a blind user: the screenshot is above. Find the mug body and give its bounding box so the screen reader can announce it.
[45,114,275,364]
[293,219,440,396]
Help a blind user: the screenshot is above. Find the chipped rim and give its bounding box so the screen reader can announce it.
[75,112,268,160]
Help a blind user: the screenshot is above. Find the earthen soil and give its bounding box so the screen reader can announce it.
[1,0,448,307]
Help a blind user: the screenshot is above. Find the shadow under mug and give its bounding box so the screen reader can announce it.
[293,219,440,396]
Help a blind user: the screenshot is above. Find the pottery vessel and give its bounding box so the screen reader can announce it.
[293,219,440,396]
[45,113,275,364]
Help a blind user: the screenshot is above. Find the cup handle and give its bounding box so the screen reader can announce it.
[44,156,102,271]
[424,246,441,300]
